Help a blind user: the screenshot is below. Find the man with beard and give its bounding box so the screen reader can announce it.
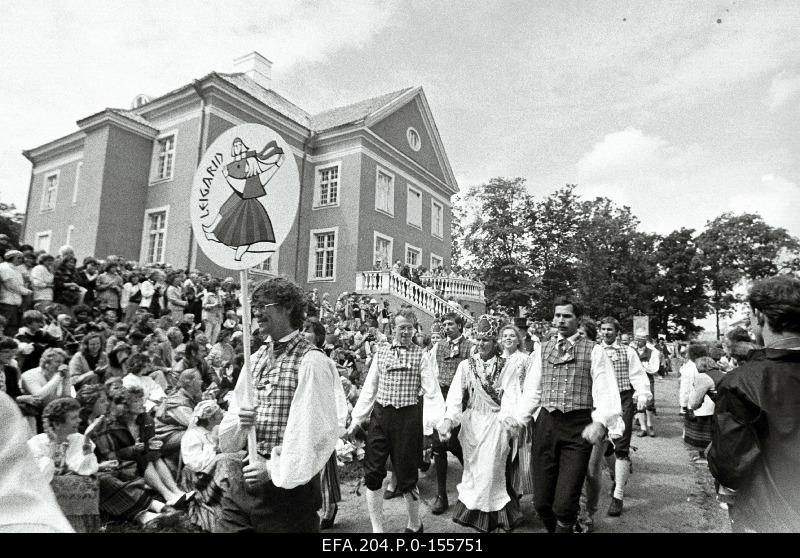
[347,308,445,533]
[709,275,800,532]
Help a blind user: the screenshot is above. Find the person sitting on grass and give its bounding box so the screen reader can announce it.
[92,386,193,509]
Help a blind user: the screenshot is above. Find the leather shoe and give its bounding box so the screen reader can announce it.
[404,523,424,533]
[383,489,402,500]
[431,495,448,515]
[636,430,648,437]
[648,427,656,437]
[607,497,623,517]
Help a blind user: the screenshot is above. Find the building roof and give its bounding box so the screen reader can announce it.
[310,87,414,132]
[216,72,312,128]
[108,108,154,127]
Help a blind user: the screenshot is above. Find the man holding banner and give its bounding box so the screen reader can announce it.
[216,277,341,532]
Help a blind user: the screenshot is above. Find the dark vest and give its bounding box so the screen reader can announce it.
[435,336,471,388]
[252,334,320,458]
[540,336,595,413]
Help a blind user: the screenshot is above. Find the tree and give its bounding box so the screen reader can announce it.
[456,177,538,314]
[0,203,24,246]
[696,212,800,338]
[649,228,707,339]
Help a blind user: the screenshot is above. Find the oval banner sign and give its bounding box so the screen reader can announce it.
[190,123,300,270]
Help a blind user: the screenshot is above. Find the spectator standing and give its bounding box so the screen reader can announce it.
[76,257,100,308]
[30,254,55,307]
[709,275,800,532]
[0,250,32,335]
[121,272,142,324]
[95,262,123,316]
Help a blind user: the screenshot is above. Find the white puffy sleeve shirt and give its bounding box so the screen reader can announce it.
[27,433,99,483]
[218,349,341,490]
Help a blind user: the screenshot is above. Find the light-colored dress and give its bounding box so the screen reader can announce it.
[27,433,99,482]
[439,353,525,532]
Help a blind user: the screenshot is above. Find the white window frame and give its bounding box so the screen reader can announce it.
[254,249,280,275]
[72,162,82,205]
[140,205,170,264]
[151,130,178,183]
[66,225,75,247]
[35,230,52,253]
[313,161,341,209]
[40,170,59,213]
[430,253,443,270]
[373,231,394,269]
[374,166,395,216]
[307,226,339,283]
[431,199,444,239]
[405,242,422,269]
[406,184,423,230]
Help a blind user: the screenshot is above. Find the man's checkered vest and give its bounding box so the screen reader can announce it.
[375,342,424,408]
[251,334,320,458]
[602,343,632,392]
[435,337,471,388]
[540,336,595,413]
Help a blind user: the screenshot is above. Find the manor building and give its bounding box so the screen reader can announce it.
[21,52,484,324]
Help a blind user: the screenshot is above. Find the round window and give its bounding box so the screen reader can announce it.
[406,127,421,151]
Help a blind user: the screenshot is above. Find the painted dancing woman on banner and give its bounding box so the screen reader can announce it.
[203,137,284,261]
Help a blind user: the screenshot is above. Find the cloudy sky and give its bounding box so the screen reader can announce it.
[2,0,799,238]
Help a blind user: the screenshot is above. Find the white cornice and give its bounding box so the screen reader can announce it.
[77,111,159,140]
[23,131,86,164]
[31,151,84,175]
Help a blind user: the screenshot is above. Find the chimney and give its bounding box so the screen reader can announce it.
[234,51,272,90]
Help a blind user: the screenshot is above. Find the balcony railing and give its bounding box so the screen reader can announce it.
[356,270,478,324]
[419,274,484,303]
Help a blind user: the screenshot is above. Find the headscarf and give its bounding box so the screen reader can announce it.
[190,399,220,427]
[0,392,74,532]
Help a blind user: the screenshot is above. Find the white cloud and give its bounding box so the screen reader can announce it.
[575,128,800,238]
[766,71,800,111]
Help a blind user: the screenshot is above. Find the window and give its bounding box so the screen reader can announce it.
[405,243,422,269]
[41,172,59,212]
[407,127,421,151]
[430,253,443,270]
[155,134,176,181]
[314,163,340,208]
[35,231,52,253]
[431,200,444,238]
[375,167,394,215]
[66,225,75,247]
[72,162,82,205]
[373,232,393,269]
[255,250,279,274]
[406,185,422,228]
[142,207,168,264]
[308,227,338,282]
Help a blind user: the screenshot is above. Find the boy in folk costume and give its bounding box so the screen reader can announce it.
[426,312,470,514]
[506,296,621,533]
[634,335,660,437]
[216,278,340,532]
[578,317,650,531]
[347,308,445,533]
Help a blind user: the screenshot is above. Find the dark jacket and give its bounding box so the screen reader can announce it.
[708,348,800,532]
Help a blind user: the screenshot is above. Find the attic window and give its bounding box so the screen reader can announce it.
[406,127,421,152]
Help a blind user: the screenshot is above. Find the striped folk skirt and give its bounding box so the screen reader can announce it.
[179,453,242,532]
[683,414,712,448]
[319,452,341,516]
[510,422,534,496]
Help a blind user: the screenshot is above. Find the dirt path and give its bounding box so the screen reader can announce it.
[328,374,730,533]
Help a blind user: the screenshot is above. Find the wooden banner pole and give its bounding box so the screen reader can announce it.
[239,269,259,465]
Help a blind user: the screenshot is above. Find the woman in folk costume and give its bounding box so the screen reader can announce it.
[499,324,534,499]
[436,316,525,532]
[203,137,285,261]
